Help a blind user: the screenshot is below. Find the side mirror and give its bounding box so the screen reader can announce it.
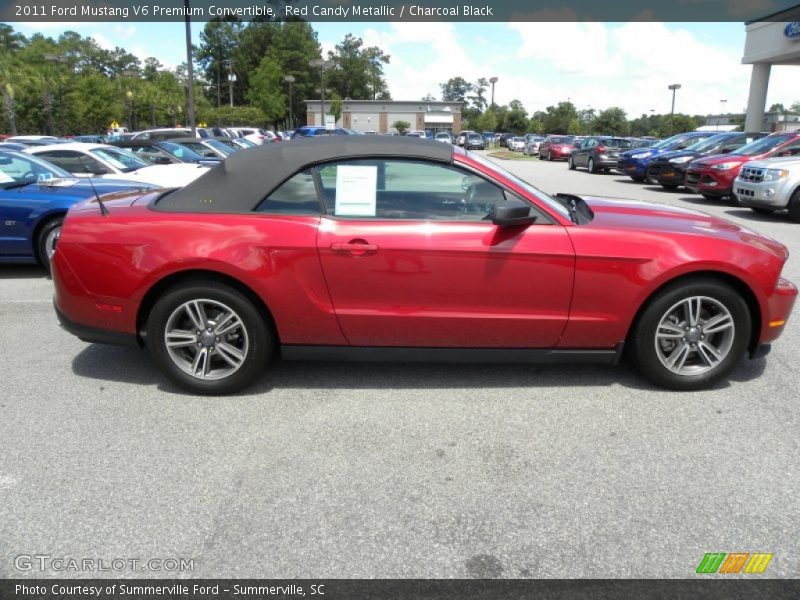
[153,156,172,164]
[491,199,536,228]
[721,147,733,153]
[204,151,217,157]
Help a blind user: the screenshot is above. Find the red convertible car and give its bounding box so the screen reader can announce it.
[52,137,796,394]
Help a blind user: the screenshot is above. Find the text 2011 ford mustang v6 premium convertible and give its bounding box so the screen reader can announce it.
[52,137,796,394]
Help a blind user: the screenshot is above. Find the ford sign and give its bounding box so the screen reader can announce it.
[785,22,800,39]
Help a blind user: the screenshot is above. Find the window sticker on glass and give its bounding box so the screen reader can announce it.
[335,165,377,217]
[0,172,13,183]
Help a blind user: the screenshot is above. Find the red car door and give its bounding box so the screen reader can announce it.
[315,158,575,348]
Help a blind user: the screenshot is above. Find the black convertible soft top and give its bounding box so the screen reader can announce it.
[154,135,454,213]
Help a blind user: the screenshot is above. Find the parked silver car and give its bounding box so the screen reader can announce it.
[733,156,800,221]
[524,135,545,156]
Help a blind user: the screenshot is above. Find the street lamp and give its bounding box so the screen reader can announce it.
[184,0,196,136]
[309,58,334,127]
[44,53,68,135]
[489,76,498,111]
[284,75,295,129]
[668,83,681,136]
[718,99,727,131]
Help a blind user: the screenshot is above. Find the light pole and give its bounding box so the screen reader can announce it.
[284,75,295,129]
[44,53,68,135]
[184,0,196,136]
[668,83,681,136]
[489,76,498,111]
[309,58,333,127]
[718,99,727,131]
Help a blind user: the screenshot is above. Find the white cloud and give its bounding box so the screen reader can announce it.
[91,33,114,51]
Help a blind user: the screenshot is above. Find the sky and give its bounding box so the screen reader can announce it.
[12,20,800,118]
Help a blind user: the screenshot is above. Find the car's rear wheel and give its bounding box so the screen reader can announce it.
[630,279,750,390]
[587,157,596,173]
[36,216,64,274]
[568,155,576,170]
[630,175,644,182]
[750,207,774,215]
[701,194,717,201]
[661,183,678,190]
[787,188,800,223]
[146,281,272,395]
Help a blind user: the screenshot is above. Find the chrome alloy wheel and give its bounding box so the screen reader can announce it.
[164,299,249,381]
[45,226,61,260]
[654,295,735,376]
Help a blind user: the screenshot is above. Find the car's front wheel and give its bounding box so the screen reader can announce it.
[568,155,576,170]
[787,188,800,223]
[629,279,751,390]
[146,281,272,395]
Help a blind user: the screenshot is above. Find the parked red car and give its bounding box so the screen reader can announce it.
[685,132,800,199]
[52,137,796,394]
[538,135,575,160]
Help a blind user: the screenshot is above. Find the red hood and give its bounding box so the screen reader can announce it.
[581,196,788,258]
[691,152,764,168]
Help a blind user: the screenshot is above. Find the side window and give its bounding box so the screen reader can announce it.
[36,150,100,174]
[255,169,320,215]
[776,141,800,157]
[317,159,508,221]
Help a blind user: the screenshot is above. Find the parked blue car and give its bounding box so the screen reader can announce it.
[0,150,155,271]
[617,132,713,181]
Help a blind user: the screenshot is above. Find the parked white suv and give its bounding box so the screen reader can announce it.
[733,156,800,222]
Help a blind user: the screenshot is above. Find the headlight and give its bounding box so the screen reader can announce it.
[710,162,739,170]
[631,152,651,159]
[763,168,789,181]
[668,156,693,164]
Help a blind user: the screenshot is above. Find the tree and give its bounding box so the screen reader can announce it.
[197,17,244,107]
[504,99,528,134]
[440,76,472,103]
[247,55,285,124]
[329,90,343,122]
[592,107,628,135]
[769,103,785,113]
[392,120,410,133]
[542,101,578,134]
[467,77,488,112]
[325,34,390,100]
[422,93,436,101]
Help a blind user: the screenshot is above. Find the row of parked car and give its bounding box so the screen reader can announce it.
[559,130,800,222]
[493,130,800,222]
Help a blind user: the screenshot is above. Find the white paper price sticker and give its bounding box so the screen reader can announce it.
[334,165,377,217]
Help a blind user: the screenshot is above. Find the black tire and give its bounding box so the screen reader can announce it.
[701,194,717,201]
[146,281,273,395]
[630,175,645,182]
[568,155,576,170]
[547,150,553,161]
[787,188,800,223]
[661,183,678,190]
[587,157,596,174]
[36,216,64,274]
[750,207,774,215]
[629,278,751,391]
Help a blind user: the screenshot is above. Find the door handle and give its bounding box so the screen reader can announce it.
[330,240,379,256]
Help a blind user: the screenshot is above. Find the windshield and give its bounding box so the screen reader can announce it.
[202,139,235,156]
[600,138,632,148]
[548,136,571,144]
[90,147,150,172]
[684,133,734,153]
[157,142,206,162]
[0,150,74,188]
[733,134,794,156]
[467,151,570,219]
[651,133,689,149]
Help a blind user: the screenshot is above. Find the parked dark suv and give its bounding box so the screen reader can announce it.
[568,136,632,173]
[645,131,768,189]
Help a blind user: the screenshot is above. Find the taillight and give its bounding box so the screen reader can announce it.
[596,145,606,153]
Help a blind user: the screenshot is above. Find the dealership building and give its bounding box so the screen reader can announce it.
[305,100,463,134]
[743,6,800,131]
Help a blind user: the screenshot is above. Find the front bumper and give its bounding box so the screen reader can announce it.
[617,158,647,177]
[648,162,686,185]
[684,167,737,196]
[733,177,794,209]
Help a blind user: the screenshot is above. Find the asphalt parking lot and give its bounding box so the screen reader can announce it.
[1,154,798,579]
